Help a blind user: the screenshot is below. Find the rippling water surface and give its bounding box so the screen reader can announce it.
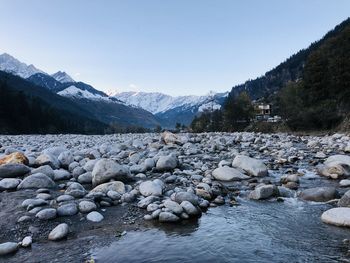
[92,198,350,263]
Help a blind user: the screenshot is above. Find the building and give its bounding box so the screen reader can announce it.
[255,104,271,120]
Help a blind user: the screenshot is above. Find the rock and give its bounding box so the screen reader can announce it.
[139,180,163,197]
[90,181,125,194]
[340,179,350,187]
[137,196,159,208]
[92,159,132,186]
[0,242,18,255]
[17,215,31,223]
[57,194,75,202]
[180,201,201,216]
[156,155,178,171]
[277,186,295,198]
[58,151,74,169]
[83,159,98,172]
[318,155,350,178]
[299,187,337,202]
[158,212,180,223]
[321,208,350,227]
[22,198,48,208]
[174,191,199,205]
[249,185,276,200]
[48,223,69,241]
[57,203,78,216]
[195,183,212,200]
[232,155,268,177]
[0,178,21,190]
[212,166,249,181]
[36,208,57,220]
[65,182,86,198]
[144,158,155,170]
[0,152,28,165]
[35,153,60,169]
[164,200,183,214]
[78,172,92,184]
[315,152,326,159]
[107,190,121,200]
[17,173,56,189]
[78,200,97,213]
[161,131,181,145]
[338,190,350,207]
[0,163,30,178]
[280,174,299,184]
[53,169,71,181]
[86,211,104,222]
[21,236,32,247]
[31,165,55,180]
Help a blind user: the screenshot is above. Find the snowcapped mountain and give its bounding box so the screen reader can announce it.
[0,53,44,78]
[114,91,227,114]
[51,71,75,83]
[114,91,228,127]
[58,85,111,101]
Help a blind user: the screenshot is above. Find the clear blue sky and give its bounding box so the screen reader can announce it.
[0,0,349,96]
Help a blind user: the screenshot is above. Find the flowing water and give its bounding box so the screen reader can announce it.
[92,198,350,263]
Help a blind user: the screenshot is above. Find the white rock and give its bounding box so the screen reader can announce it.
[86,211,104,222]
[321,208,350,227]
[48,223,69,241]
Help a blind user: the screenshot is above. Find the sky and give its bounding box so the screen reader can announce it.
[0,0,349,96]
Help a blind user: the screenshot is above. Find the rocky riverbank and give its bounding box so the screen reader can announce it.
[1,132,350,262]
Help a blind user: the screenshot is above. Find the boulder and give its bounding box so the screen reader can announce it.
[164,200,183,215]
[139,180,164,197]
[161,131,181,145]
[317,155,350,178]
[0,164,30,178]
[17,173,56,189]
[78,172,92,184]
[212,166,249,181]
[232,155,268,177]
[180,201,201,216]
[90,181,125,194]
[53,169,71,181]
[174,191,199,205]
[159,212,180,223]
[299,187,337,202]
[36,208,57,220]
[92,159,132,186]
[86,211,104,222]
[0,242,18,256]
[35,153,60,169]
[31,165,55,180]
[0,178,21,190]
[321,208,350,227]
[65,182,86,198]
[57,203,78,216]
[340,179,350,187]
[249,185,277,200]
[58,151,74,169]
[48,223,69,241]
[137,196,159,208]
[156,155,178,171]
[78,200,97,213]
[0,152,28,165]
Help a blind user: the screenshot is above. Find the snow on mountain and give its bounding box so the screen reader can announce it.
[0,53,44,78]
[58,85,110,101]
[114,91,228,114]
[51,71,75,83]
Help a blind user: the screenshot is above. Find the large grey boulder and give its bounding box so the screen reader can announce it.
[159,212,180,223]
[48,223,69,241]
[249,185,277,200]
[90,181,125,194]
[0,178,21,190]
[212,166,249,181]
[299,187,337,202]
[92,159,132,186]
[321,208,350,227]
[317,155,350,179]
[156,155,178,171]
[31,165,54,180]
[17,173,56,189]
[0,163,30,178]
[58,151,74,169]
[139,180,164,197]
[35,153,60,169]
[232,155,268,177]
[0,242,18,256]
[174,191,199,205]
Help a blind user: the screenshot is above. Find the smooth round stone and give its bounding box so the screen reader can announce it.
[107,190,121,200]
[17,215,31,223]
[36,193,52,200]
[0,242,18,255]
[78,200,97,213]
[181,201,201,216]
[21,236,32,247]
[86,211,104,222]
[36,188,50,194]
[57,203,78,216]
[21,198,48,208]
[0,178,21,190]
[164,200,183,214]
[321,208,350,227]
[36,208,57,220]
[158,212,180,223]
[48,223,69,241]
[57,194,75,202]
[340,179,350,187]
[144,214,153,220]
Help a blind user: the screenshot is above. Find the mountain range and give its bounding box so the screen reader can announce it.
[0,53,226,130]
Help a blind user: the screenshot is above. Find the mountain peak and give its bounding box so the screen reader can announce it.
[51,71,75,83]
[0,53,44,78]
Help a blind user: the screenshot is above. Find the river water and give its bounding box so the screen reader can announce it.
[92,197,350,263]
